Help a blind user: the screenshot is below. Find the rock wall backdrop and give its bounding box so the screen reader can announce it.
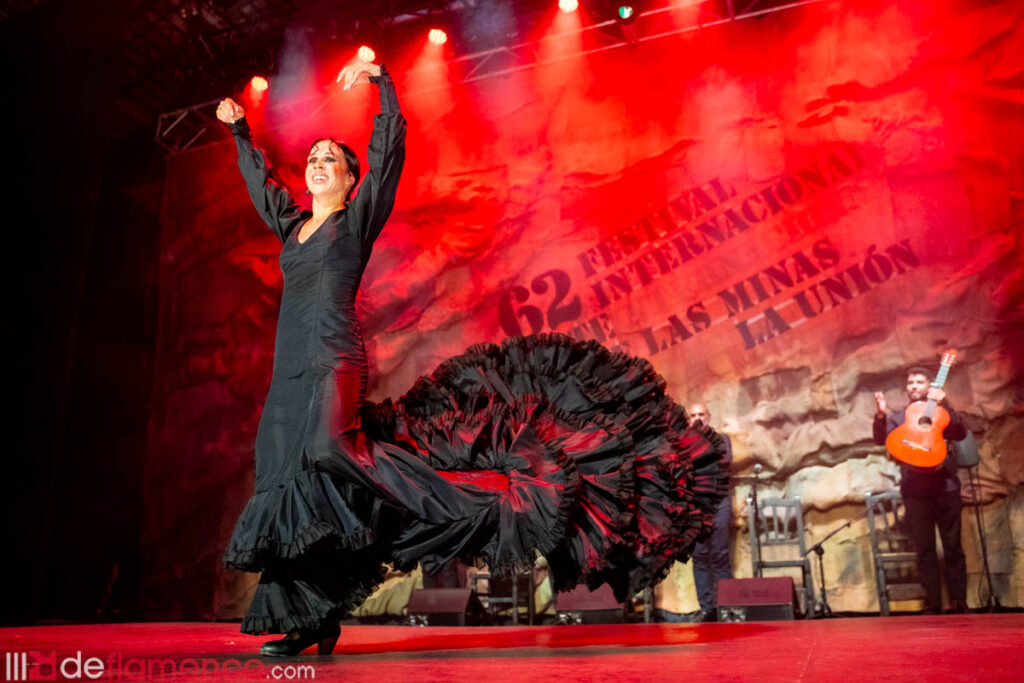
[146,0,1023,621]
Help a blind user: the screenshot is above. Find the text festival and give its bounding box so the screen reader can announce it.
[497,143,921,354]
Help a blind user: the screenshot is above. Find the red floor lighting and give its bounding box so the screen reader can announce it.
[1,615,1021,682]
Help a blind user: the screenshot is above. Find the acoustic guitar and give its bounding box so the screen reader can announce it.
[885,350,958,468]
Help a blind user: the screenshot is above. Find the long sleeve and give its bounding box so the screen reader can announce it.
[349,65,407,246]
[720,433,733,467]
[230,118,306,243]
[872,415,890,445]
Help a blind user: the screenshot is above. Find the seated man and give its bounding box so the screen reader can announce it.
[873,366,968,614]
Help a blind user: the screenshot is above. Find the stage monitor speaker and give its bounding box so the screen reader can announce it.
[407,588,485,626]
[555,583,624,624]
[716,577,796,622]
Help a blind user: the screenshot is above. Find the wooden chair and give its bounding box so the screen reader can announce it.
[470,569,536,625]
[748,496,816,616]
[865,490,924,616]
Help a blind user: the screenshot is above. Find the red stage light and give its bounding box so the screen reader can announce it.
[250,76,269,92]
[358,45,376,62]
[428,28,447,45]
[558,0,579,12]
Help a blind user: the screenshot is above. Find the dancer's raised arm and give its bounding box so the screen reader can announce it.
[217,97,305,243]
[340,62,407,246]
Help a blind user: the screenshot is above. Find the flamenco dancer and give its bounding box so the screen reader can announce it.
[218,60,728,657]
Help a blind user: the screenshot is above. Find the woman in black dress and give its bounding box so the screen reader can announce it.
[217,60,417,656]
[218,60,729,658]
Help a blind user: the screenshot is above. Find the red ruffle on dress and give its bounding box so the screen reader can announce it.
[369,333,728,601]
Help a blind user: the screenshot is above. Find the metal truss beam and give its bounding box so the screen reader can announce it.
[156,0,829,155]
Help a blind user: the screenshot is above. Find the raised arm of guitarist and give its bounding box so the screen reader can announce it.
[872,378,966,448]
[872,391,890,445]
[871,365,968,614]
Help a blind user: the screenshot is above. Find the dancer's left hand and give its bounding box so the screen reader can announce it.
[337,61,382,90]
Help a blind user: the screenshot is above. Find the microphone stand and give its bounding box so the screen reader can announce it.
[748,464,763,578]
[966,466,1001,611]
[802,504,872,618]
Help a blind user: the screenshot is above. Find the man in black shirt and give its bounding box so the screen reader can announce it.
[873,367,968,614]
[689,403,733,622]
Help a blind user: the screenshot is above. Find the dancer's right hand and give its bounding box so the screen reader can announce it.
[216,98,245,124]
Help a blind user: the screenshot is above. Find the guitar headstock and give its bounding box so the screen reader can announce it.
[941,349,958,367]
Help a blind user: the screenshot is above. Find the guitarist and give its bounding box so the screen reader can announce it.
[873,366,968,614]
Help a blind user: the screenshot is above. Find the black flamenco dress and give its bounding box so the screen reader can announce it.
[223,68,728,635]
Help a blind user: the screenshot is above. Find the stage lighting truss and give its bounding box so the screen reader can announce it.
[155,99,224,155]
[155,0,828,156]
[155,92,339,155]
[430,0,826,88]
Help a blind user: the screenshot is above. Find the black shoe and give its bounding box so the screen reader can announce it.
[260,623,340,657]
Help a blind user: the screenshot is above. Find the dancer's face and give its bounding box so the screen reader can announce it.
[905,373,930,402]
[305,140,353,200]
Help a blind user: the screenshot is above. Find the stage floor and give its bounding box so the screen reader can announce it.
[2,614,1021,681]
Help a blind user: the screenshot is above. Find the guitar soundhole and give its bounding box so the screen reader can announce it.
[917,416,933,428]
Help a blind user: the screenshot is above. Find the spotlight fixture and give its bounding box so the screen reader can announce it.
[358,45,376,62]
[558,0,579,12]
[428,28,448,45]
[617,5,636,22]
[249,75,269,92]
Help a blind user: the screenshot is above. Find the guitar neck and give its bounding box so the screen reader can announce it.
[932,362,952,389]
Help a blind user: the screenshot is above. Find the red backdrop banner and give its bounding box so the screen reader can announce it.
[148,1,1023,619]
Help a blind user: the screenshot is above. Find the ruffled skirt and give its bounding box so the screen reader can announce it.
[224,334,727,633]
